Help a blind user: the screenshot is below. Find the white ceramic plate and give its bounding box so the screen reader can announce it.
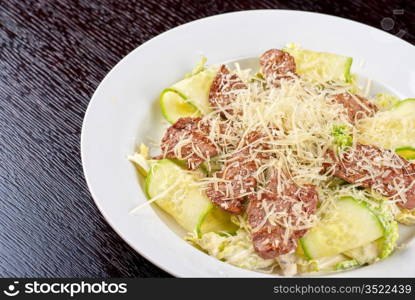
[81,10,415,277]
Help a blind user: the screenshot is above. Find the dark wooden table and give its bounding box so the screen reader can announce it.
[0,0,413,278]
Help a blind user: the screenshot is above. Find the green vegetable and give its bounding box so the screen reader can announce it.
[128,153,153,176]
[249,72,265,82]
[159,88,200,124]
[249,72,266,89]
[378,220,399,259]
[300,197,385,259]
[284,43,353,82]
[201,157,223,175]
[395,147,415,160]
[304,255,350,272]
[396,208,415,225]
[331,124,352,149]
[358,97,415,151]
[170,66,218,115]
[296,258,319,273]
[190,229,276,271]
[326,177,349,189]
[392,98,415,111]
[297,255,352,273]
[184,56,207,78]
[344,199,399,263]
[159,57,218,123]
[375,93,400,110]
[374,202,399,259]
[145,159,235,236]
[128,144,153,176]
[343,241,379,264]
[146,159,212,233]
[197,206,238,237]
[335,259,360,270]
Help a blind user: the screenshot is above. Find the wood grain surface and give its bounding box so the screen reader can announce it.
[0,0,413,277]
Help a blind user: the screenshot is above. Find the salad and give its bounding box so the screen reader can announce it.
[129,43,415,275]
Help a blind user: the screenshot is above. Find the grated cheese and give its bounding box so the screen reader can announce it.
[155,63,411,273]
[191,70,372,242]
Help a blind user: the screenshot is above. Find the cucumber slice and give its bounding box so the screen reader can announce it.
[171,67,218,115]
[395,147,415,160]
[145,159,236,235]
[160,88,200,124]
[342,202,398,262]
[358,97,415,150]
[300,197,384,259]
[145,159,212,233]
[389,99,415,151]
[392,98,415,112]
[197,206,238,237]
[284,43,352,82]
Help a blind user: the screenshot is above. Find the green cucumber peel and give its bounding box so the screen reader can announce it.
[159,88,200,124]
[395,147,415,160]
[393,98,415,109]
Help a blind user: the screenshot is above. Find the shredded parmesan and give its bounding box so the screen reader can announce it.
[190,69,374,236]
[156,62,410,273]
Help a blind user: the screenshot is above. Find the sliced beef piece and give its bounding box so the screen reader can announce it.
[205,131,272,214]
[208,65,247,116]
[160,117,218,170]
[323,143,415,209]
[243,130,277,160]
[259,49,297,88]
[247,170,318,259]
[206,147,258,214]
[331,93,378,124]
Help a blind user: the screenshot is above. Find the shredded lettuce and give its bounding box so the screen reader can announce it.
[296,252,349,273]
[373,202,399,259]
[189,229,277,271]
[332,124,353,148]
[375,93,400,111]
[296,258,319,273]
[358,198,399,259]
[336,259,359,270]
[396,208,415,225]
[307,255,349,272]
[184,56,207,78]
[343,241,379,264]
[128,143,151,176]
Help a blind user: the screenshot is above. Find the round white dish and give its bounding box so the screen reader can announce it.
[81,10,415,277]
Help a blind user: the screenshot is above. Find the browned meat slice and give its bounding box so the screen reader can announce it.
[259,49,297,88]
[324,143,415,209]
[247,170,318,259]
[206,147,258,214]
[331,93,378,124]
[205,131,273,214]
[160,117,218,170]
[208,65,247,115]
